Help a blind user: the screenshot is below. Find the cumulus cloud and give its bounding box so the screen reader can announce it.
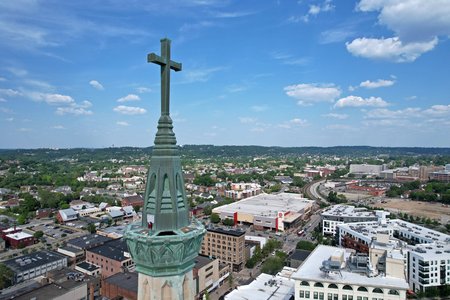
[346,37,437,63]
[284,83,341,105]
[365,107,421,119]
[32,93,75,105]
[360,79,395,89]
[89,80,104,90]
[322,113,348,120]
[56,107,93,116]
[423,104,450,117]
[348,0,449,62]
[113,105,146,115]
[117,94,140,103]
[116,121,129,126]
[334,96,389,108]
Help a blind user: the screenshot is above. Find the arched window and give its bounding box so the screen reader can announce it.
[314,282,324,288]
[357,287,368,292]
[388,289,400,295]
[328,284,338,289]
[372,288,383,294]
[300,281,310,286]
[342,285,353,291]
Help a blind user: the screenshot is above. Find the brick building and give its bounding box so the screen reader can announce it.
[101,272,138,300]
[121,195,144,208]
[86,239,134,278]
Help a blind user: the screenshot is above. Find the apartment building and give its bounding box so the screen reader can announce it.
[321,205,380,236]
[200,227,245,272]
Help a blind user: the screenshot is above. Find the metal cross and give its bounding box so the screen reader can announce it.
[148,38,182,116]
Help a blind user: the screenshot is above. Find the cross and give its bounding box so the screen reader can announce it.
[148,38,182,116]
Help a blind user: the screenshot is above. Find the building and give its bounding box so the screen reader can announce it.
[56,208,78,223]
[200,227,245,272]
[293,245,409,300]
[321,205,381,236]
[86,238,134,278]
[336,217,450,293]
[75,261,101,277]
[429,164,450,182]
[225,182,262,200]
[58,234,113,264]
[121,195,144,208]
[213,193,314,231]
[226,267,296,300]
[35,208,52,219]
[3,250,68,284]
[101,271,138,300]
[349,164,386,176]
[286,249,312,269]
[5,231,34,249]
[193,255,220,298]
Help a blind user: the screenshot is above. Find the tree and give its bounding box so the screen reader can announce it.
[33,231,44,239]
[193,174,215,187]
[203,206,212,216]
[87,223,96,234]
[210,213,220,224]
[296,240,316,251]
[222,218,234,226]
[17,214,27,225]
[261,256,284,275]
[0,263,13,289]
[228,272,233,288]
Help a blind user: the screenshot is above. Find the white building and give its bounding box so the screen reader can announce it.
[293,245,409,300]
[226,267,295,300]
[349,164,386,176]
[213,193,314,231]
[225,182,261,200]
[321,205,381,236]
[336,218,450,293]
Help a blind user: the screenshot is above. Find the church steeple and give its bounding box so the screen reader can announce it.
[124,38,205,300]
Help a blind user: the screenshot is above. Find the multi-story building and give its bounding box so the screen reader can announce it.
[3,251,68,284]
[101,271,138,300]
[321,205,381,236]
[293,245,409,300]
[337,217,450,293]
[349,164,386,176]
[58,234,113,264]
[193,255,220,299]
[86,238,134,278]
[429,164,450,182]
[200,227,246,272]
[225,182,261,200]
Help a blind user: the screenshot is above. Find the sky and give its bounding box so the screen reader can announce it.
[0,0,449,148]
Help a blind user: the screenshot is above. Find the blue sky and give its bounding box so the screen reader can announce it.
[0,0,449,148]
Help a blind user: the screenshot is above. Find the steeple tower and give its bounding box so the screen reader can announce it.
[124,38,205,300]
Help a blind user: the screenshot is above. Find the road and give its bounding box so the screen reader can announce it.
[306,179,328,203]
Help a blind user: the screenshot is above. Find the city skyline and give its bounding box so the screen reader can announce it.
[0,0,449,148]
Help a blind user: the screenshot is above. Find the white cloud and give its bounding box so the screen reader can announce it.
[113,105,147,115]
[348,0,449,62]
[117,94,140,103]
[334,96,389,108]
[365,107,420,119]
[284,83,341,105]
[239,117,257,124]
[6,67,27,77]
[56,106,93,116]
[360,79,395,89]
[357,0,450,42]
[136,87,151,93]
[31,92,75,105]
[322,113,348,120]
[278,118,308,129]
[290,0,334,23]
[346,37,437,63]
[116,121,129,126]
[18,127,32,132]
[423,104,450,117]
[52,125,65,129]
[320,27,355,44]
[0,88,22,97]
[89,80,104,90]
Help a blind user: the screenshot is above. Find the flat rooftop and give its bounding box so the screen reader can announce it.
[226,272,294,300]
[213,193,314,218]
[67,234,112,250]
[207,226,245,237]
[194,254,215,270]
[321,205,377,218]
[87,238,129,261]
[104,272,138,294]
[292,245,409,290]
[77,261,100,272]
[3,251,66,273]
